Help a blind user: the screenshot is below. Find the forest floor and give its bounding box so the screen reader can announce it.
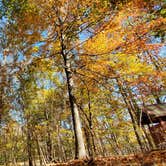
[50,149,166,166]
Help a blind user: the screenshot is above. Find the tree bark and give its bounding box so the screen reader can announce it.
[27,126,33,166]
[116,78,144,151]
[62,53,88,159]
[35,136,43,166]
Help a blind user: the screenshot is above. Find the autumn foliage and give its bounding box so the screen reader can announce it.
[0,0,166,165]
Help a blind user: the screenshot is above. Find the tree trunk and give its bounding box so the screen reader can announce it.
[57,124,67,162]
[0,63,6,126]
[27,126,33,166]
[63,55,88,159]
[35,136,43,166]
[44,108,52,162]
[116,78,144,151]
[46,131,52,162]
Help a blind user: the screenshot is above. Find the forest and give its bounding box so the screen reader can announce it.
[0,0,166,165]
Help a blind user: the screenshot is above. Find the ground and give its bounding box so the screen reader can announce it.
[49,150,166,166]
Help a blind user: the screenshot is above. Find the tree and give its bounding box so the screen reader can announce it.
[79,0,166,150]
[1,0,112,159]
[0,0,165,164]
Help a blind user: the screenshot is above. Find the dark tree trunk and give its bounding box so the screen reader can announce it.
[27,127,33,166]
[44,109,52,162]
[116,78,144,151]
[46,131,52,162]
[35,136,43,166]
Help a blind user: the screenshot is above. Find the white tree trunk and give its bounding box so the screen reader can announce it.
[64,57,88,159]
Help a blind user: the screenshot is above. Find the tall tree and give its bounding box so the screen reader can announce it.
[1,0,112,159]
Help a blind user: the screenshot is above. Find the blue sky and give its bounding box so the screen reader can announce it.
[159,46,166,57]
